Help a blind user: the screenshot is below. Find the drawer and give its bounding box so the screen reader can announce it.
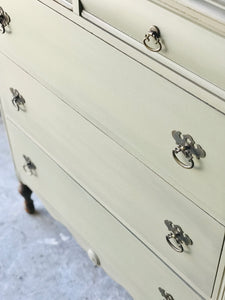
[2,0,225,91]
[1,0,225,109]
[0,36,224,225]
[1,0,225,222]
[80,0,225,90]
[5,119,203,300]
[1,55,224,296]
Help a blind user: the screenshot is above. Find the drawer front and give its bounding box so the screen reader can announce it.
[0,23,224,225]
[2,0,225,91]
[1,0,225,220]
[81,0,225,90]
[6,119,203,300]
[1,55,224,296]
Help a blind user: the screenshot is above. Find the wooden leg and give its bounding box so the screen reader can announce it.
[18,182,35,214]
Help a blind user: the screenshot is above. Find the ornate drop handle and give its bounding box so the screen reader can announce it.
[143,25,162,52]
[0,7,10,34]
[23,155,36,176]
[172,130,206,169]
[158,287,174,300]
[164,220,193,253]
[10,88,26,111]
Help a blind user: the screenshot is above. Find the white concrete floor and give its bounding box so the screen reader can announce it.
[0,115,133,300]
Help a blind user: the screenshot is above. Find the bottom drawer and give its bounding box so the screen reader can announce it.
[5,118,203,300]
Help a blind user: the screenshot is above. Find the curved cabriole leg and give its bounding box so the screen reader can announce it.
[18,182,35,214]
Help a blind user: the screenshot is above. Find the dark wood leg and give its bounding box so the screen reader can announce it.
[18,182,35,214]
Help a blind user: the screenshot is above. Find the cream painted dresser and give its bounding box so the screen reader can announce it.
[0,0,225,299]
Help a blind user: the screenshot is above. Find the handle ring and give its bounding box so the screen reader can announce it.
[166,233,183,253]
[23,163,34,176]
[11,89,25,111]
[22,155,36,176]
[12,96,20,111]
[0,23,5,34]
[143,34,162,52]
[143,25,162,52]
[172,146,194,169]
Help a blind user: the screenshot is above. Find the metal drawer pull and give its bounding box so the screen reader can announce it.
[172,130,206,169]
[23,155,37,176]
[164,220,193,253]
[158,287,174,300]
[143,25,162,52]
[0,7,10,34]
[10,88,26,111]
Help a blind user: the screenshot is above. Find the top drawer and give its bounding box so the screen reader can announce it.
[81,0,225,90]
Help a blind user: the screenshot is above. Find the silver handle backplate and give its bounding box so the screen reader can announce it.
[164,220,193,253]
[0,7,10,34]
[23,155,36,176]
[172,130,206,169]
[159,287,174,300]
[10,88,26,111]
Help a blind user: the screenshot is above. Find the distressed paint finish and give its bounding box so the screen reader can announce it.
[81,0,225,89]
[5,120,203,300]
[0,46,225,225]
[0,0,224,299]
[0,53,224,295]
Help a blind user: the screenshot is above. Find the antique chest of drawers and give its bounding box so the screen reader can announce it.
[0,0,225,299]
